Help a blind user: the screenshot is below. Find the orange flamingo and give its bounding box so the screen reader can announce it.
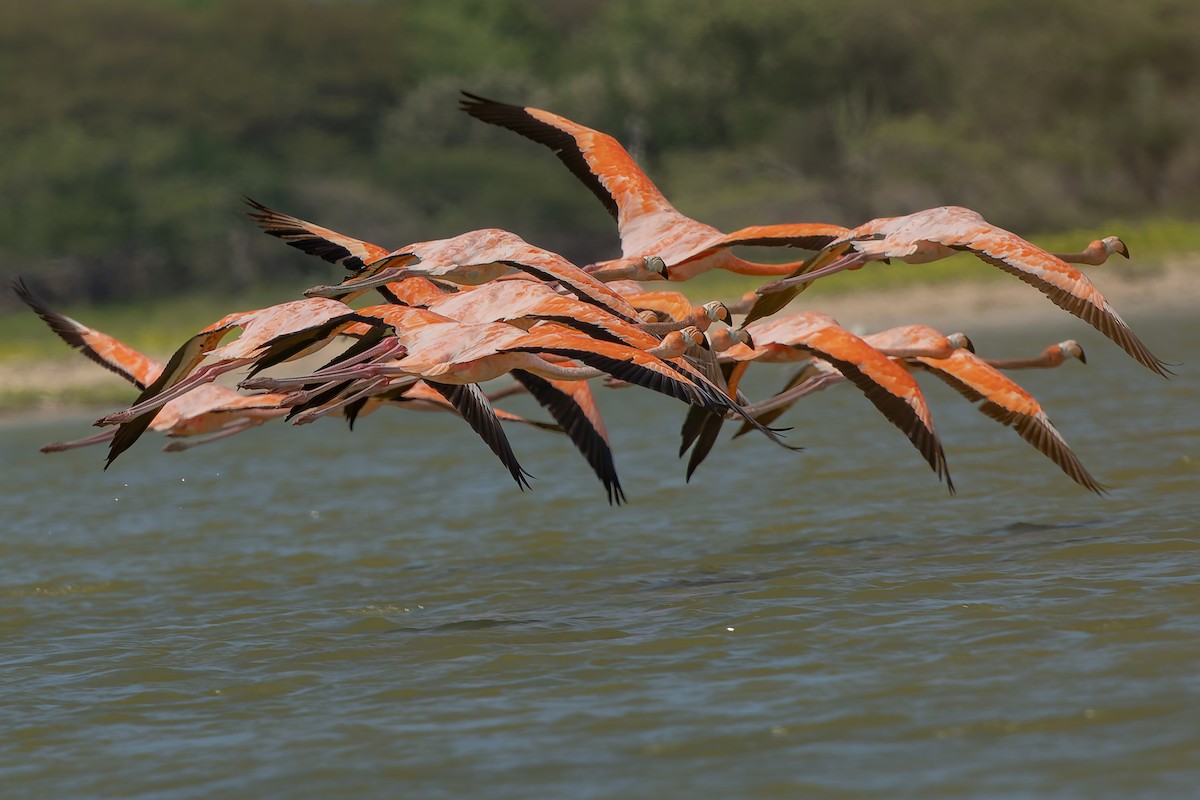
[83,301,539,485]
[237,305,788,497]
[746,206,1168,376]
[245,199,737,355]
[615,288,733,332]
[241,305,779,442]
[331,367,624,503]
[419,278,668,348]
[246,197,646,322]
[727,324,974,436]
[14,279,292,453]
[741,326,1102,492]
[95,297,357,466]
[461,92,848,282]
[911,349,1102,493]
[696,314,952,488]
[306,227,644,321]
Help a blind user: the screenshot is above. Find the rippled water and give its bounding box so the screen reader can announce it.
[2,310,1197,799]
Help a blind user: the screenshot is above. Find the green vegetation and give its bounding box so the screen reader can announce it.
[1,0,1197,357]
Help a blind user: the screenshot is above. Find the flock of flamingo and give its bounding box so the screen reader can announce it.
[16,92,1170,503]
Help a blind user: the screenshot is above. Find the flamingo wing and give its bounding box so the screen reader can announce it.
[716,223,850,252]
[511,370,624,505]
[423,380,533,490]
[958,233,1170,377]
[805,325,950,489]
[913,350,1104,493]
[460,92,673,229]
[14,278,162,389]
[244,197,391,271]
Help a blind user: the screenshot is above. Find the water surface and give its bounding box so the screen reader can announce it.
[2,309,1197,799]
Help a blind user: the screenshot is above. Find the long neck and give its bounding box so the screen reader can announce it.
[985,348,1061,370]
[1051,239,1118,266]
[714,253,809,277]
[516,353,606,382]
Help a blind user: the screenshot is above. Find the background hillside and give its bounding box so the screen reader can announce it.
[1,0,1197,310]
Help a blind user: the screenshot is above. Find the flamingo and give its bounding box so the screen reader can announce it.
[303,226,646,321]
[13,279,293,453]
[94,296,357,467]
[727,324,975,436]
[616,288,733,332]
[912,348,1103,493]
[745,206,1168,377]
[325,365,624,503]
[236,304,789,497]
[242,305,781,440]
[690,314,952,488]
[246,199,734,351]
[419,278,668,348]
[460,92,849,281]
[82,299,532,489]
[246,197,648,321]
[739,327,1103,492]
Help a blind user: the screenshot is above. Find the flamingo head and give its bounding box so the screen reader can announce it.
[732,327,755,350]
[701,301,731,325]
[641,255,669,278]
[1100,236,1130,259]
[678,325,708,350]
[947,332,975,354]
[1058,339,1087,364]
[707,326,754,352]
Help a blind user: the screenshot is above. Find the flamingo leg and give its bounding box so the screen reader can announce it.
[242,342,409,391]
[740,373,846,417]
[290,376,396,425]
[161,420,262,452]
[99,359,252,425]
[519,361,606,381]
[756,251,870,295]
[304,267,412,298]
[40,428,118,453]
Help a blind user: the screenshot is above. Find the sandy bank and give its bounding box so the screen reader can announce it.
[778,253,1195,334]
[2,254,1192,416]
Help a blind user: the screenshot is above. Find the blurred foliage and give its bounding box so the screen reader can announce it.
[1,0,1198,312]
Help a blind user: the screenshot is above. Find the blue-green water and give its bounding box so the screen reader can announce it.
[2,310,1197,799]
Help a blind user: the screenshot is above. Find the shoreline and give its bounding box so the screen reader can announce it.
[776,253,1195,334]
[2,255,1192,420]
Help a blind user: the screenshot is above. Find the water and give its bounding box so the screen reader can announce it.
[2,310,1197,799]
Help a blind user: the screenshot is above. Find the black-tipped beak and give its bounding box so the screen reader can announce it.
[697,334,711,351]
